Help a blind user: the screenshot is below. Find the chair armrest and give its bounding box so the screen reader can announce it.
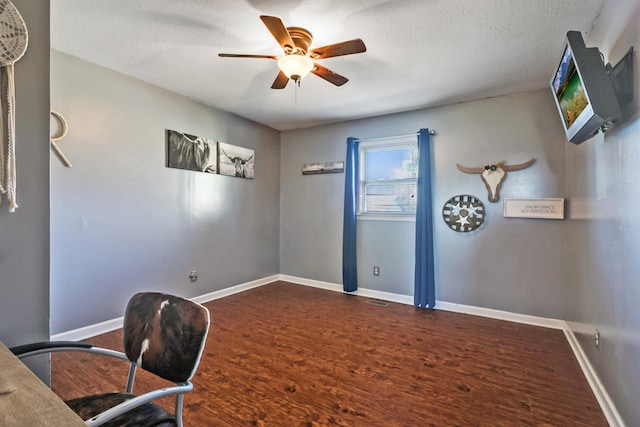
[10,341,93,356]
[11,341,129,363]
[85,382,194,427]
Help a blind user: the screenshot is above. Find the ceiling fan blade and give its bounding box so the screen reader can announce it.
[309,39,366,59]
[271,71,289,89]
[260,15,295,53]
[218,53,278,59]
[311,63,349,86]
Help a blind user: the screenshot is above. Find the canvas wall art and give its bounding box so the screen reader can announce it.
[218,142,254,179]
[166,129,217,174]
[302,161,344,175]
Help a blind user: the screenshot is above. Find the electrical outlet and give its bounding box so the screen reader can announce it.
[373,266,380,276]
[595,330,600,349]
[189,270,198,283]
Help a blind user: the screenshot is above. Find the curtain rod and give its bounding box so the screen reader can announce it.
[357,130,436,143]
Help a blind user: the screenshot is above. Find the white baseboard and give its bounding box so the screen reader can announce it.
[50,275,280,341]
[562,326,625,427]
[51,273,621,426]
[191,275,280,305]
[278,274,564,329]
[278,274,416,305]
[50,316,124,342]
[435,300,566,330]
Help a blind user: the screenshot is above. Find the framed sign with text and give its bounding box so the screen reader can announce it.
[503,198,565,219]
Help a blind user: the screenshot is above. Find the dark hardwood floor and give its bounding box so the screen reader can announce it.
[51,281,607,426]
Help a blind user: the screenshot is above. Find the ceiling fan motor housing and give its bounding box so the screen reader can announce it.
[285,27,313,54]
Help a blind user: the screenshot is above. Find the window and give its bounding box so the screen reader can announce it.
[358,136,418,216]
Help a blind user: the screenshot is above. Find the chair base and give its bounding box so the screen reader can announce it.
[66,392,176,427]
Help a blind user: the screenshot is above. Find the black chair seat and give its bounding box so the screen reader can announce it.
[66,392,176,427]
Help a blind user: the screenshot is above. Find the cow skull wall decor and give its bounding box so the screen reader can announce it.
[456,158,536,202]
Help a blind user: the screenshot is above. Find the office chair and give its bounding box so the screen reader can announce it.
[11,292,210,427]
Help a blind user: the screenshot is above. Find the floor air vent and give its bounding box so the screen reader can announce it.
[365,299,389,307]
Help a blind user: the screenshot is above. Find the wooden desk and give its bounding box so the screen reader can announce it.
[0,341,86,426]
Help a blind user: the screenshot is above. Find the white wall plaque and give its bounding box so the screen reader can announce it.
[503,198,565,219]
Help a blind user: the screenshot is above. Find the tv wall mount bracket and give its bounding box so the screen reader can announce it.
[606,46,634,111]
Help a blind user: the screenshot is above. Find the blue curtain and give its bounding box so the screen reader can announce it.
[342,137,359,292]
[414,129,436,308]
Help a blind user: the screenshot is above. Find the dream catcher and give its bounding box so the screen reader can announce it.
[0,0,28,212]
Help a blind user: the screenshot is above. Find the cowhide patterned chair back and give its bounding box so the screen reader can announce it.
[11,292,210,427]
[122,292,209,384]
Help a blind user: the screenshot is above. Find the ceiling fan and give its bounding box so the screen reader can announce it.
[219,15,366,89]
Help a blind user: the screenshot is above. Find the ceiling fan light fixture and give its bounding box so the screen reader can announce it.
[277,54,314,81]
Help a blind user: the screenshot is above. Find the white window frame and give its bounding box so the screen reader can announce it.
[357,135,418,221]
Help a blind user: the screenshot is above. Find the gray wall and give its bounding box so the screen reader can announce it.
[14,1,635,422]
[50,51,281,334]
[0,0,50,380]
[280,89,568,319]
[565,1,640,424]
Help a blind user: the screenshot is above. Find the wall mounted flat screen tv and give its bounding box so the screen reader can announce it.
[550,31,621,144]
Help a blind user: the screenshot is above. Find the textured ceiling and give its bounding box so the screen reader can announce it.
[51,0,605,131]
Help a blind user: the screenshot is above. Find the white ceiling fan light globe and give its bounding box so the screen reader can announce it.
[277,54,314,81]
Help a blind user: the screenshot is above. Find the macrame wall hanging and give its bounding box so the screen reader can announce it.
[0,0,28,212]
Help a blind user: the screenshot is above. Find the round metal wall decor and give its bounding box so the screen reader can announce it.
[442,195,485,232]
